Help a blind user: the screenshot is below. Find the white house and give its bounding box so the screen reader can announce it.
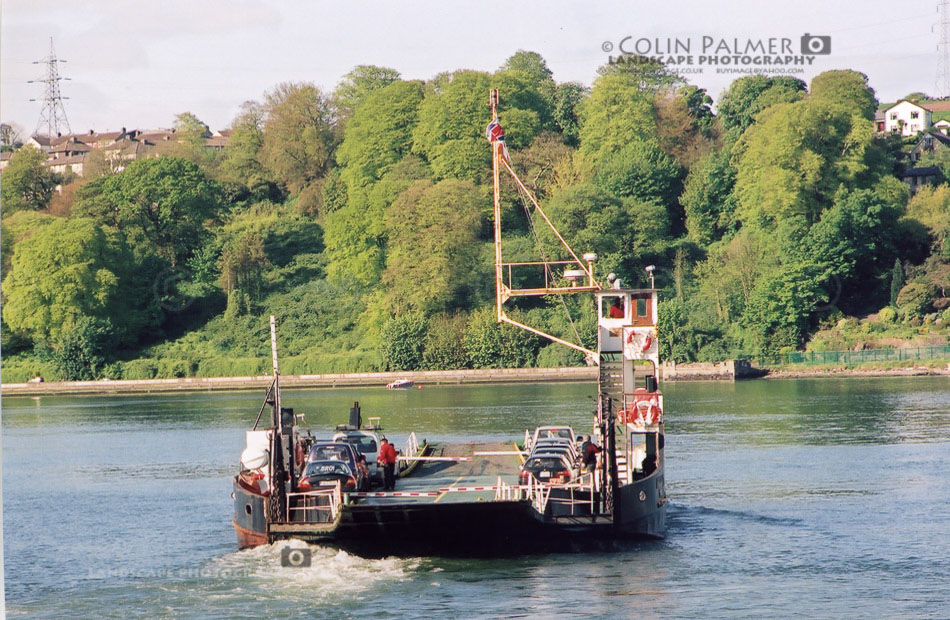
[884,100,931,136]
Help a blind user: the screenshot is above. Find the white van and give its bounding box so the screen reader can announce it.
[331,430,382,483]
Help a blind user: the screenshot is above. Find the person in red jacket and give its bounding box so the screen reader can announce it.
[379,438,398,491]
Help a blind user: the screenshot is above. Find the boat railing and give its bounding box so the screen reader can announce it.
[286,484,342,523]
[402,432,420,471]
[546,472,598,517]
[523,429,532,452]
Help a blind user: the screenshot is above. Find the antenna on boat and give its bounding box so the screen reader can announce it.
[270,315,281,415]
[488,89,601,360]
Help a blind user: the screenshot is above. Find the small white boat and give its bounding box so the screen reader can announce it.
[387,379,414,390]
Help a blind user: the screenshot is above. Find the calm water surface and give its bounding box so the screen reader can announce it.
[3,377,949,618]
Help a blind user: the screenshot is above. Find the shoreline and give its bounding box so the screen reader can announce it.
[2,363,948,397]
[761,365,950,380]
[0,367,598,397]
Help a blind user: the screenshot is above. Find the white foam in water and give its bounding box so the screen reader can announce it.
[210,540,417,602]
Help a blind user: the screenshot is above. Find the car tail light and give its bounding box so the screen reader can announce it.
[344,476,357,489]
[298,478,311,491]
[519,470,529,481]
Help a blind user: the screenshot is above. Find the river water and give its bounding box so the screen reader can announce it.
[3,377,949,618]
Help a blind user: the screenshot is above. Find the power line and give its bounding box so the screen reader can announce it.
[28,37,72,137]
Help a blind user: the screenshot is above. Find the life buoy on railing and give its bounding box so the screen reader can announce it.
[625,330,654,355]
[619,399,661,426]
[635,399,661,425]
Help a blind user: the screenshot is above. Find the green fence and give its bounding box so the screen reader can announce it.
[744,345,950,367]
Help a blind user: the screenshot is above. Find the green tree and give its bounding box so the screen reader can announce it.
[73,157,223,265]
[333,65,401,120]
[412,70,493,170]
[48,315,114,380]
[380,312,427,370]
[804,188,903,311]
[1,218,150,344]
[715,75,806,136]
[593,138,682,207]
[337,80,424,198]
[501,50,554,86]
[324,155,430,286]
[494,51,556,133]
[577,73,657,165]
[465,307,539,368]
[382,179,484,314]
[809,70,878,120]
[896,282,936,321]
[1,210,56,275]
[259,82,336,202]
[170,111,212,165]
[552,82,587,146]
[681,147,738,245]
[890,258,904,307]
[658,298,697,362]
[217,101,279,201]
[0,146,57,214]
[421,313,470,369]
[219,230,269,301]
[732,88,890,231]
[740,260,827,354]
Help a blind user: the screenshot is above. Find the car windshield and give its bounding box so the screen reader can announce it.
[304,461,351,477]
[535,439,572,448]
[526,457,567,471]
[346,436,377,453]
[308,444,353,464]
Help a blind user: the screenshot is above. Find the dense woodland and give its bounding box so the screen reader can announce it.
[2,52,949,381]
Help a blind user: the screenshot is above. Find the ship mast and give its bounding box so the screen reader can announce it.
[488,89,602,359]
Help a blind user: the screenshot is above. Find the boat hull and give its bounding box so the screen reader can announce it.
[233,469,666,555]
[232,479,269,548]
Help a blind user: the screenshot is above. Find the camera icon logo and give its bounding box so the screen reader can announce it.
[280,547,312,568]
[801,33,831,55]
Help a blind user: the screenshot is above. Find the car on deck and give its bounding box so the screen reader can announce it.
[531,426,577,448]
[298,460,361,492]
[305,442,366,490]
[519,453,574,484]
[332,430,381,484]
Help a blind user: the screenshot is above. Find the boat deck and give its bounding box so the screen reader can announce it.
[355,441,523,506]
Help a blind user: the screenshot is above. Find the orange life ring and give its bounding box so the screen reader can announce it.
[626,331,653,353]
[634,399,661,425]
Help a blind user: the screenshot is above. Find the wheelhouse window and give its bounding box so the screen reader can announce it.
[602,296,625,319]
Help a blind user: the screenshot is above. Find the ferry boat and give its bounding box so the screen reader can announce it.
[232,89,667,554]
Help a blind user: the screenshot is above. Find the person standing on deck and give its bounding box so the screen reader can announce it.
[379,437,398,491]
[582,436,602,474]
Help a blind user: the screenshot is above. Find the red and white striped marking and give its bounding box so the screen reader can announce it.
[471,451,525,456]
[348,491,441,498]
[437,486,498,493]
[396,456,472,462]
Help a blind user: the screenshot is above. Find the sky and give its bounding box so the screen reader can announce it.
[0,0,943,135]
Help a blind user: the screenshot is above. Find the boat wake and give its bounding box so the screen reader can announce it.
[668,503,804,528]
[210,540,418,601]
